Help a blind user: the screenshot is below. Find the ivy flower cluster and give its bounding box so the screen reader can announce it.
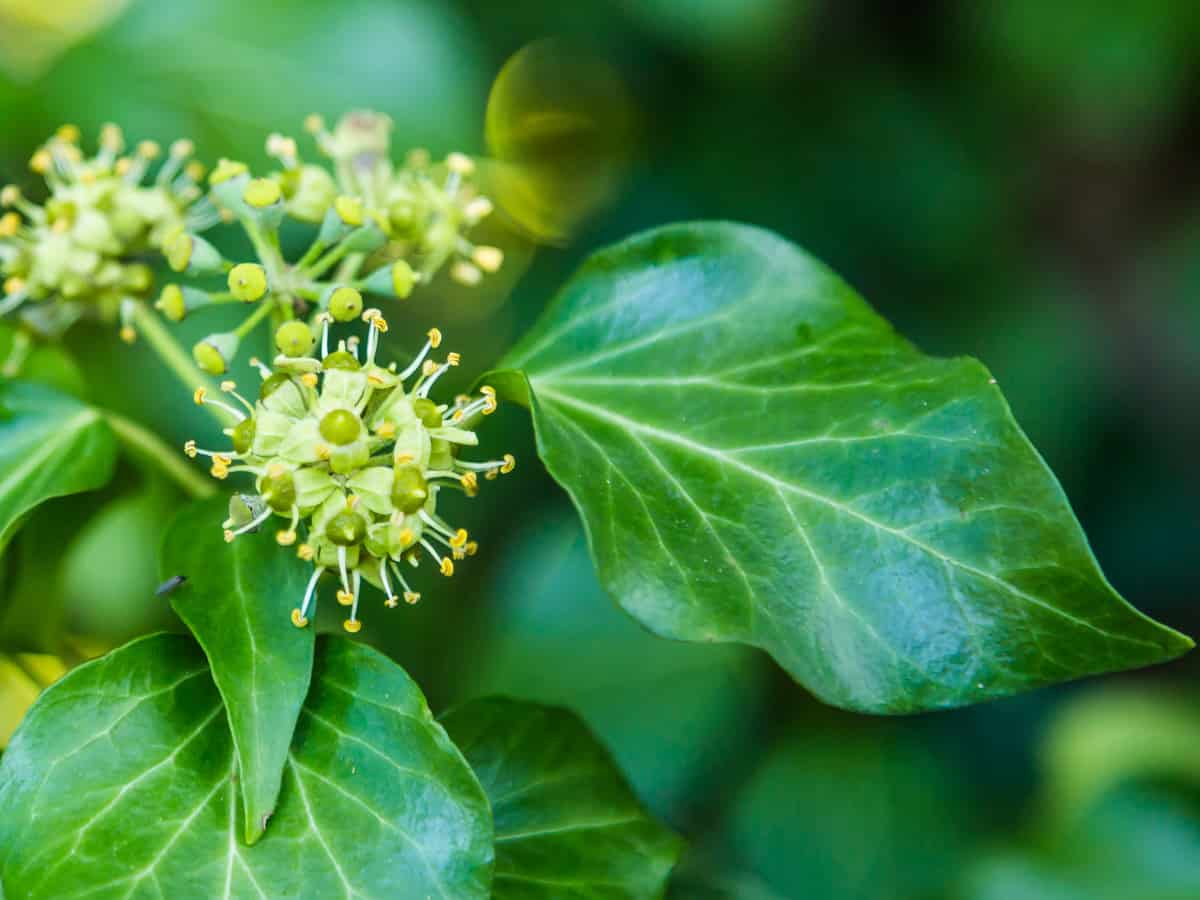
[0,124,211,364]
[187,311,513,633]
[157,110,504,376]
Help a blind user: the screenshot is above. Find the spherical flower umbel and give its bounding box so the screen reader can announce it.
[186,313,512,633]
[157,110,504,375]
[0,124,214,350]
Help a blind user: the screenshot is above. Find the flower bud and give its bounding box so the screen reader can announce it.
[275,321,315,357]
[242,178,285,231]
[326,510,367,546]
[228,263,268,302]
[192,332,239,375]
[319,409,362,446]
[391,465,428,514]
[283,165,336,222]
[166,230,224,274]
[363,259,417,299]
[327,285,363,322]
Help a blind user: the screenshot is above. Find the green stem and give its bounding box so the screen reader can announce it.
[1,330,31,378]
[233,298,275,339]
[305,242,352,280]
[102,410,216,500]
[129,303,230,425]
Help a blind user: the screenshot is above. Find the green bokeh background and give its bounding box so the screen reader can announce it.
[2,1,1199,897]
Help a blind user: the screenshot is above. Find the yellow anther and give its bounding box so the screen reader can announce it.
[404,591,421,605]
[460,471,479,493]
[481,386,497,414]
[100,123,124,152]
[184,440,198,458]
[440,558,455,577]
[304,114,325,135]
[193,388,208,405]
[370,313,389,333]
[336,590,354,607]
[501,453,516,474]
[375,421,397,439]
[0,185,19,207]
[267,462,287,478]
[29,150,51,174]
[221,380,237,392]
[301,372,319,388]
[422,360,438,377]
[472,246,504,273]
[427,327,442,348]
[118,325,137,344]
[185,161,207,182]
[315,444,332,460]
[0,214,20,238]
[114,157,132,176]
[291,609,309,628]
[56,124,81,143]
[223,529,236,543]
[446,152,475,175]
[450,261,482,287]
[452,548,466,560]
[450,528,468,548]
[214,455,232,466]
[447,352,461,367]
[367,373,387,387]
[137,140,161,159]
[297,544,315,561]
[385,596,399,609]
[211,464,229,480]
[276,530,297,546]
[485,468,499,480]
[465,541,478,557]
[343,619,362,633]
[170,139,195,158]
[398,528,414,546]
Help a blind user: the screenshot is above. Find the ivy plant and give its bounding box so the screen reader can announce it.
[0,104,1189,899]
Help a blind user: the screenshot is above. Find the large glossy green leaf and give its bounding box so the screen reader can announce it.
[491,221,1191,713]
[161,495,314,845]
[442,697,683,899]
[0,380,116,549]
[0,634,493,899]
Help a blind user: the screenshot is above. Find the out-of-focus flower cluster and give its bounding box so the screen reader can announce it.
[157,110,504,376]
[188,312,512,632]
[0,124,211,341]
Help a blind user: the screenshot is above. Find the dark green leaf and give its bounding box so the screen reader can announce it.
[161,495,314,844]
[492,221,1191,713]
[0,381,116,550]
[724,731,974,900]
[964,784,1200,900]
[461,506,767,819]
[0,634,493,898]
[442,697,683,899]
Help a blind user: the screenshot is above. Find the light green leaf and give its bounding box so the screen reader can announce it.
[442,697,683,899]
[161,495,314,845]
[492,221,1191,713]
[0,380,116,550]
[0,634,493,899]
[1039,688,1200,828]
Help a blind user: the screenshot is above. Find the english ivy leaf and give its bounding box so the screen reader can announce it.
[0,380,116,550]
[491,221,1191,713]
[442,697,683,899]
[161,495,314,845]
[0,634,493,898]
